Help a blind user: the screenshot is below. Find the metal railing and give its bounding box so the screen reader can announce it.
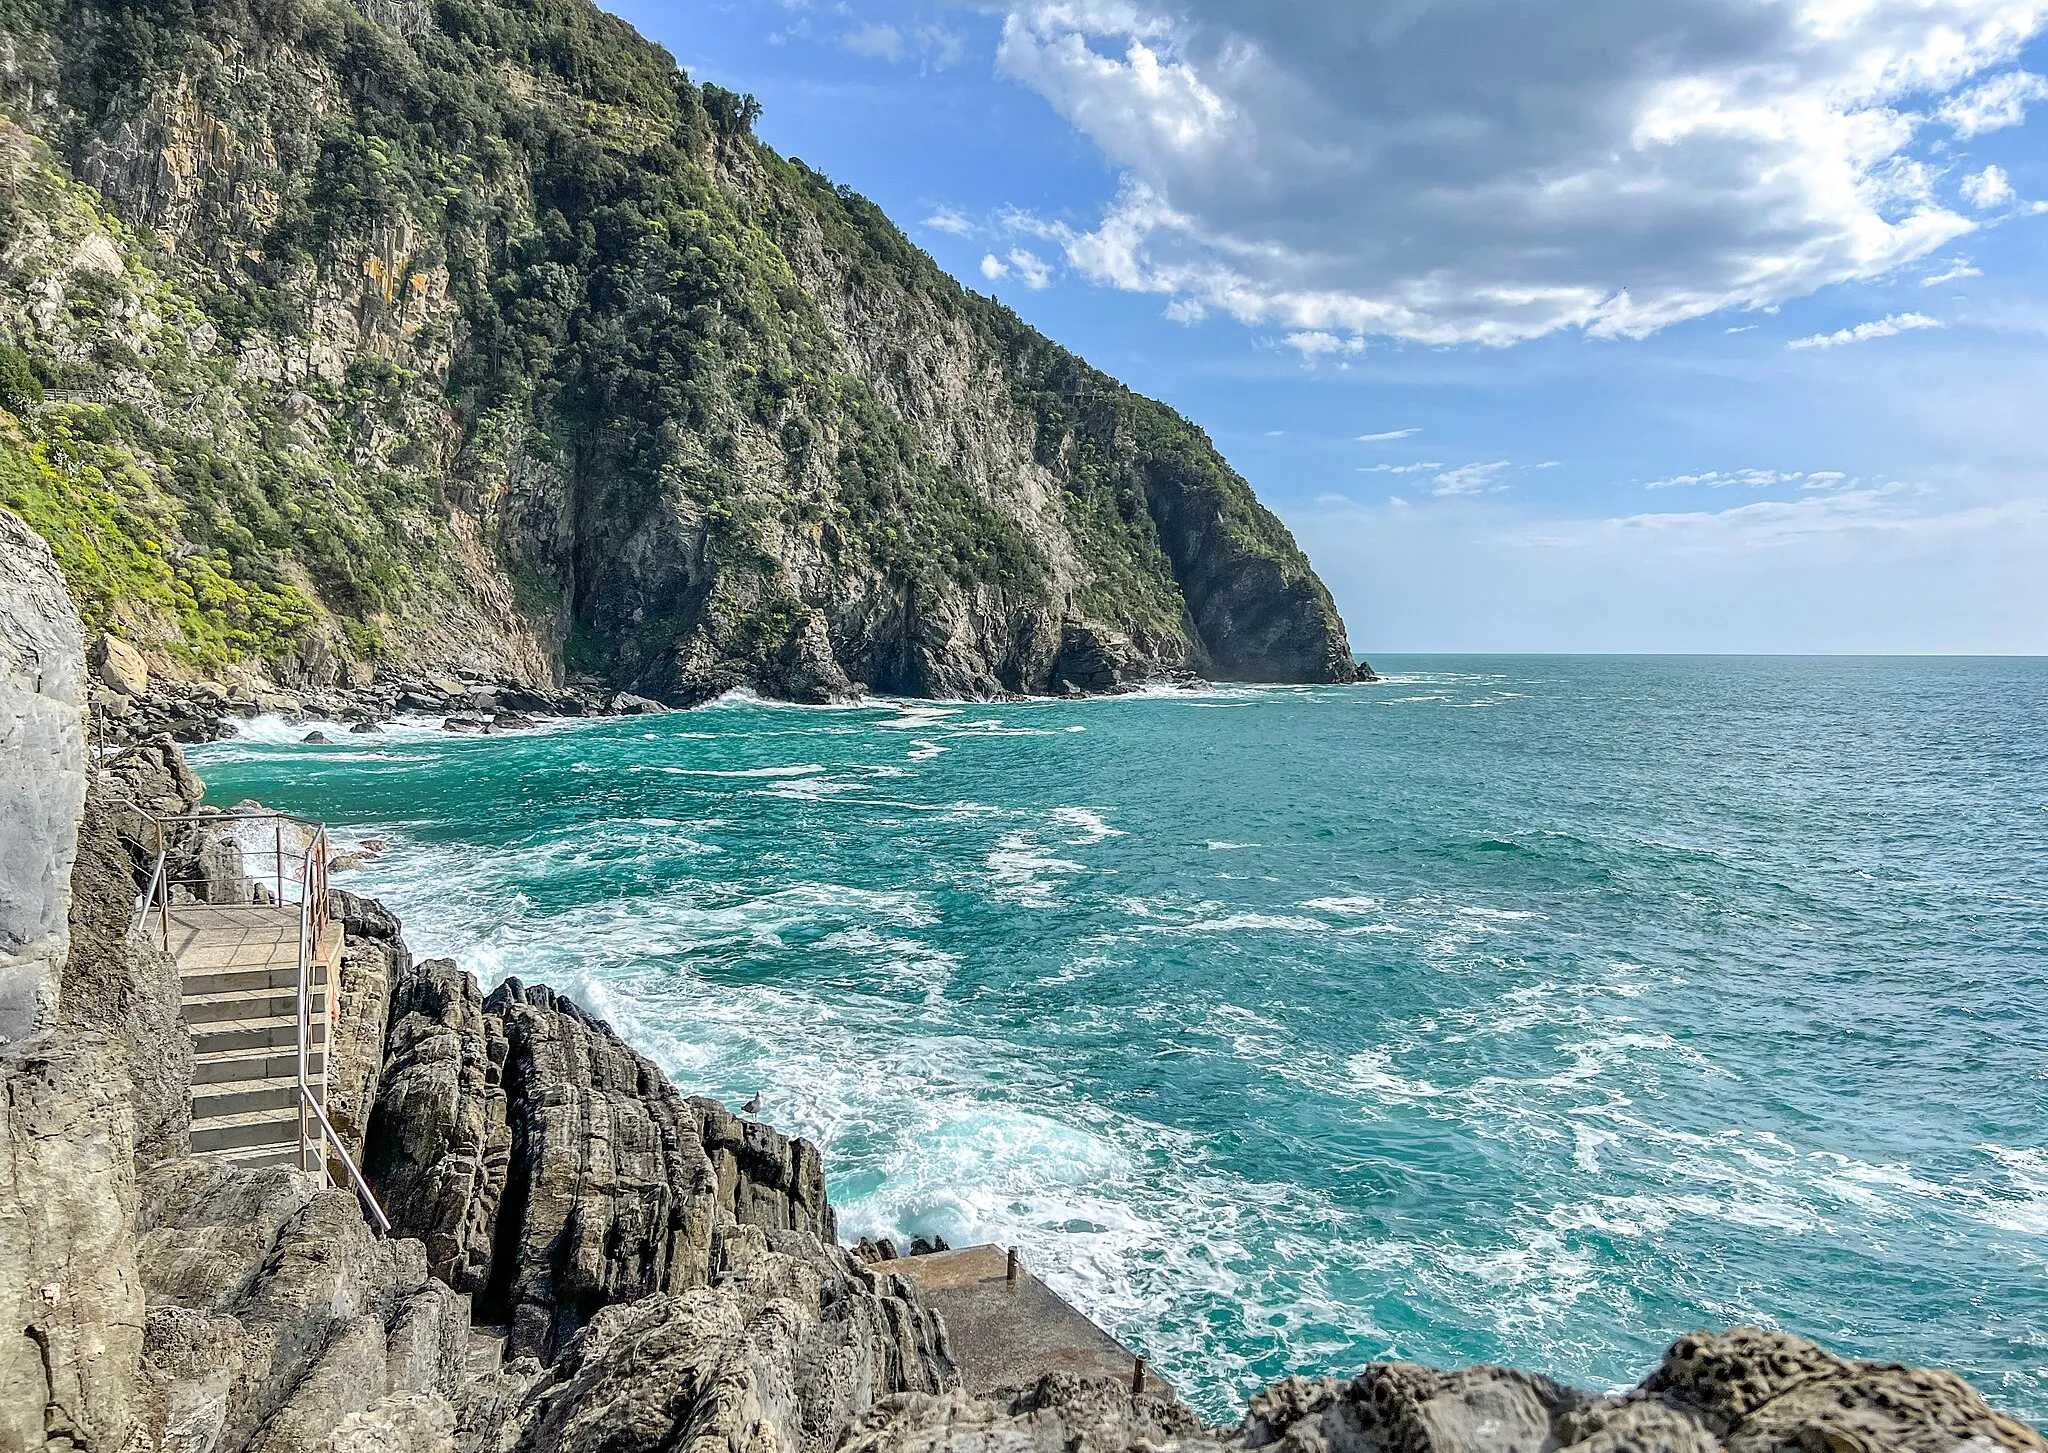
[132,809,390,1234]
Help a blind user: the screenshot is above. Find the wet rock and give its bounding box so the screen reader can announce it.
[349,719,384,734]
[490,711,537,731]
[441,713,488,734]
[303,729,332,744]
[1355,659,1381,683]
[608,691,668,715]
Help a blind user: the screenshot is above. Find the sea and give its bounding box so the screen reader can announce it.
[188,655,2048,1423]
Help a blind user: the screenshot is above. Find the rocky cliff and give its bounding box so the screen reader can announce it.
[0,0,1358,704]
[2,509,2044,1452]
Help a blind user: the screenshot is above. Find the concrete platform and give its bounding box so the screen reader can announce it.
[889,1245,1169,1400]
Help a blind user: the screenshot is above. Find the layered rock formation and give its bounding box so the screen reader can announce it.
[0,0,1361,704]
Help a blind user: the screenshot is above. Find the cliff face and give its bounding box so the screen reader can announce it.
[0,0,1356,702]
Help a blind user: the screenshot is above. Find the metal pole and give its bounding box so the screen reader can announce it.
[157,820,168,950]
[1006,1247,1019,1285]
[1132,1357,1147,1396]
[275,823,284,904]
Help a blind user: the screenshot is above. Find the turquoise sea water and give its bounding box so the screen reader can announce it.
[190,656,2048,1421]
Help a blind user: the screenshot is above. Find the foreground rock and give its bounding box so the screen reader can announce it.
[847,1329,2048,1453]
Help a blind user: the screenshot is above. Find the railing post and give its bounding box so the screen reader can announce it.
[156,819,168,950]
[275,823,284,904]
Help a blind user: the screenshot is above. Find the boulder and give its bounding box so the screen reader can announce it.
[89,633,149,697]
[608,692,668,715]
[303,730,332,744]
[0,507,88,1041]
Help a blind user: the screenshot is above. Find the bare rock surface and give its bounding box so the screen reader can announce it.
[366,961,835,1363]
[0,507,88,1041]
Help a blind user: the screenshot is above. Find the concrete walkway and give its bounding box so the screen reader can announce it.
[890,1245,1171,1399]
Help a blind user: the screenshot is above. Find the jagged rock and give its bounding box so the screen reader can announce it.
[303,730,332,744]
[326,892,409,1165]
[138,1159,470,1453]
[608,692,668,715]
[0,1031,148,1453]
[841,1374,1210,1453]
[489,712,536,731]
[484,1224,951,1453]
[365,963,836,1364]
[441,713,489,734]
[349,719,384,734]
[0,506,88,1041]
[89,632,149,696]
[61,775,193,1164]
[1355,659,1380,683]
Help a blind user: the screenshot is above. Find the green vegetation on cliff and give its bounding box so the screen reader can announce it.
[0,0,1355,697]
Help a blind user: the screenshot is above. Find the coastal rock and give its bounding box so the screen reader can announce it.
[137,1158,470,1453]
[90,633,150,697]
[61,773,193,1165]
[486,1225,951,1453]
[0,1031,149,1453]
[841,1374,1212,1453]
[0,506,88,1041]
[367,963,836,1364]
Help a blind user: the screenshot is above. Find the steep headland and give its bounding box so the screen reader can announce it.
[0,0,1359,704]
[5,513,2044,1451]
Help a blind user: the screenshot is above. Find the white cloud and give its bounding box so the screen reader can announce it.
[1787,312,1944,349]
[1961,164,2018,208]
[847,21,967,70]
[1356,428,1419,442]
[1164,296,1207,323]
[1283,330,1362,358]
[1007,247,1054,288]
[1432,461,1512,497]
[980,253,1010,281]
[924,206,977,237]
[1938,68,2048,136]
[994,0,2048,345]
[845,23,904,62]
[1644,468,1811,489]
[1359,461,1444,474]
[1922,257,1983,283]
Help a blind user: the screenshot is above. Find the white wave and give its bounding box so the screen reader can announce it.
[1050,806,1123,844]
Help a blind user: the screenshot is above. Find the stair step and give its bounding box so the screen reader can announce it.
[181,988,326,1025]
[209,1141,315,1171]
[189,1107,307,1154]
[192,1048,326,1086]
[192,1081,321,1120]
[181,962,328,997]
[190,1020,327,1055]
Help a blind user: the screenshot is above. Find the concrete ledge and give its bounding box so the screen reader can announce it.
[889,1244,1170,1400]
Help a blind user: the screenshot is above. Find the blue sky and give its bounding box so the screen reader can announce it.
[613,0,2047,653]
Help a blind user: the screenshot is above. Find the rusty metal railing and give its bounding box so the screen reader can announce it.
[130,808,388,1234]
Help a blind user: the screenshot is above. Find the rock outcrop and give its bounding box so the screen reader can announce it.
[847,1330,2048,1453]
[365,961,835,1363]
[0,508,87,1042]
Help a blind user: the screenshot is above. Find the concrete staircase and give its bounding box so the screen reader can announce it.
[165,904,340,1170]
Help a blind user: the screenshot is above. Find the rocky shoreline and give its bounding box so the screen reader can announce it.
[6,516,2040,1453]
[84,635,1384,750]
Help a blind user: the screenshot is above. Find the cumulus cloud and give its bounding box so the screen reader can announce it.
[994,0,2048,345]
[923,206,977,237]
[1938,68,2048,135]
[1284,330,1363,358]
[1787,312,1945,349]
[981,249,1055,288]
[1961,164,2018,208]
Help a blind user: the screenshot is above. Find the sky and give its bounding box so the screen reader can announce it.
[609,0,2048,653]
